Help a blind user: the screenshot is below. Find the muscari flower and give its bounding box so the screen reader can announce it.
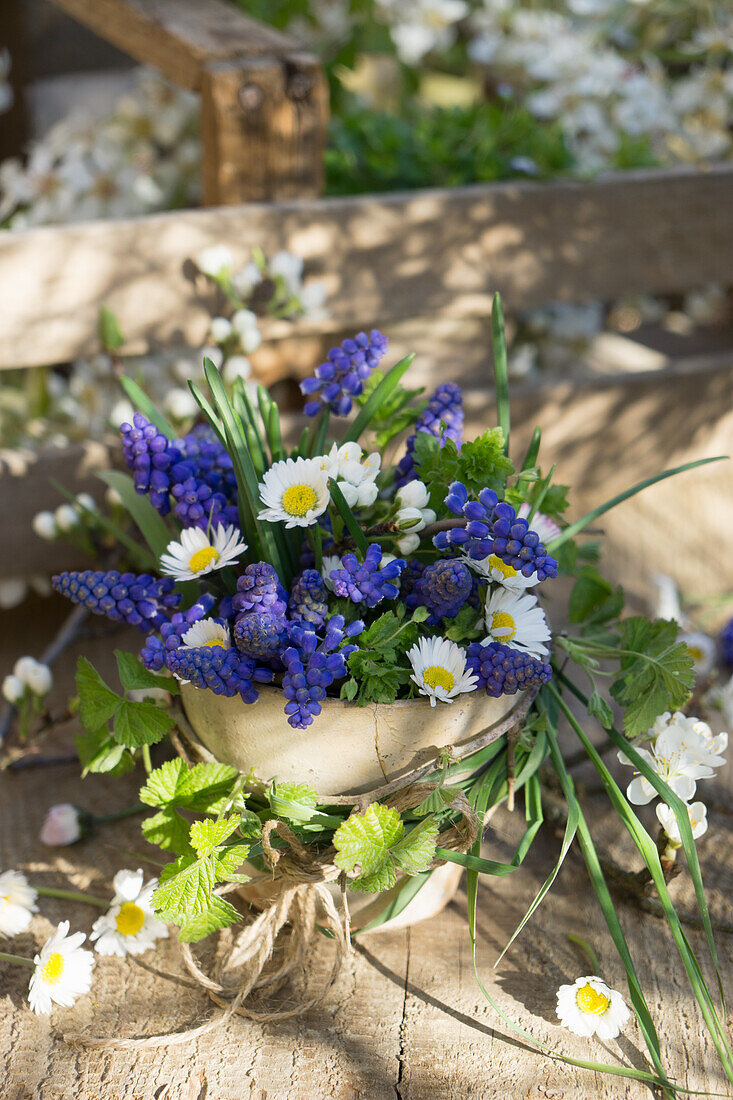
[166,645,273,702]
[281,616,363,728]
[170,426,238,530]
[300,330,388,417]
[140,594,217,671]
[258,456,331,529]
[721,617,733,667]
[160,524,246,581]
[330,545,405,608]
[233,612,287,660]
[232,562,288,617]
[289,569,329,628]
[407,637,478,707]
[435,483,558,582]
[484,588,551,658]
[28,920,94,1016]
[467,641,552,698]
[0,870,38,936]
[90,869,168,957]
[121,413,181,515]
[656,800,708,844]
[395,381,464,487]
[406,559,473,622]
[53,570,180,629]
[556,976,630,1040]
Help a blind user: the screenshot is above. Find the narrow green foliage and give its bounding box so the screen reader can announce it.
[356,369,426,449]
[97,470,172,562]
[342,354,415,444]
[328,479,368,555]
[119,375,176,439]
[491,294,510,454]
[99,306,124,353]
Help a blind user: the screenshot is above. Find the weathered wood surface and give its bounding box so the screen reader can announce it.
[0,604,731,1098]
[1,164,732,369]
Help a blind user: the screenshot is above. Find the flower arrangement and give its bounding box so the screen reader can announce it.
[32,291,732,1083]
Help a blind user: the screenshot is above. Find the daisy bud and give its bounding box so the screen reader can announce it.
[13,656,40,684]
[222,355,252,384]
[397,533,421,555]
[75,493,96,513]
[396,480,431,511]
[40,804,90,847]
[196,245,233,278]
[232,309,262,354]
[210,316,233,344]
[54,503,80,532]
[23,662,53,697]
[32,511,57,540]
[2,674,25,704]
[232,261,261,298]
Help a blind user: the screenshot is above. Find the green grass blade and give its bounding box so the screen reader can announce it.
[491,294,510,455]
[187,381,227,449]
[556,670,726,1013]
[548,683,733,1080]
[50,478,156,570]
[310,407,331,457]
[96,470,171,562]
[549,456,728,552]
[520,427,542,472]
[119,376,176,439]
[527,464,555,523]
[353,871,431,934]
[342,354,415,444]
[328,479,368,555]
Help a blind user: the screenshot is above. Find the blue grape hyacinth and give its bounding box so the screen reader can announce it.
[232,562,288,617]
[53,570,180,629]
[300,330,389,417]
[281,616,363,729]
[406,559,473,622]
[140,595,216,670]
[721,617,733,667]
[330,545,405,608]
[288,570,329,628]
[121,414,183,515]
[434,482,558,581]
[166,645,273,703]
[395,381,464,487]
[467,641,552,697]
[233,612,288,660]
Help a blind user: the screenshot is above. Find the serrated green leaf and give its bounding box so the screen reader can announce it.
[189,815,241,858]
[76,658,121,732]
[413,785,463,816]
[352,860,398,894]
[176,896,242,942]
[113,698,174,748]
[115,650,179,695]
[610,617,695,739]
[214,843,250,882]
[269,781,319,823]
[141,809,192,855]
[139,759,238,811]
[457,427,514,495]
[340,678,358,701]
[153,854,215,917]
[333,803,403,876]
[568,569,613,623]
[391,817,439,875]
[444,604,483,643]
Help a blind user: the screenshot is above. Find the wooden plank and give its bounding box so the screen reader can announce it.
[1,165,731,371]
[48,0,302,90]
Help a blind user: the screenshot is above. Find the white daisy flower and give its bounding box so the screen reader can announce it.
[160,524,247,581]
[180,618,231,650]
[90,869,168,958]
[321,554,342,592]
[680,632,716,678]
[556,975,630,1039]
[407,637,479,707]
[28,920,94,1015]
[0,871,38,936]
[517,503,561,545]
[484,589,551,657]
[656,800,708,845]
[257,457,330,529]
[465,553,538,590]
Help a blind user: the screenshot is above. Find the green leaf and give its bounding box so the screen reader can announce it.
[74,730,132,776]
[413,785,463,816]
[115,650,179,695]
[568,569,613,623]
[333,803,403,877]
[340,677,358,701]
[391,817,438,875]
[444,604,483,643]
[549,456,728,551]
[342,354,416,444]
[97,469,172,562]
[457,427,514,495]
[214,843,251,882]
[76,658,121,732]
[113,699,174,748]
[490,294,510,454]
[268,781,319,823]
[153,854,215,917]
[352,861,398,894]
[140,759,238,812]
[119,375,176,440]
[176,896,242,942]
[99,306,124,352]
[587,690,614,730]
[610,617,695,738]
[328,479,368,555]
[189,815,241,858]
[141,809,191,855]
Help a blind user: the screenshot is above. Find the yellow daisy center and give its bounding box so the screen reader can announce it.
[282,483,318,517]
[115,902,146,937]
[491,610,517,642]
[41,952,65,985]
[202,638,224,648]
[423,665,456,693]
[687,645,704,662]
[488,555,517,580]
[188,546,219,573]
[575,983,610,1015]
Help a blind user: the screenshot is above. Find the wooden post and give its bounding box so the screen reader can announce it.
[46,0,329,204]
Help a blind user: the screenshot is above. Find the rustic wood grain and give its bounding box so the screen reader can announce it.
[1,165,732,370]
[0,607,730,1099]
